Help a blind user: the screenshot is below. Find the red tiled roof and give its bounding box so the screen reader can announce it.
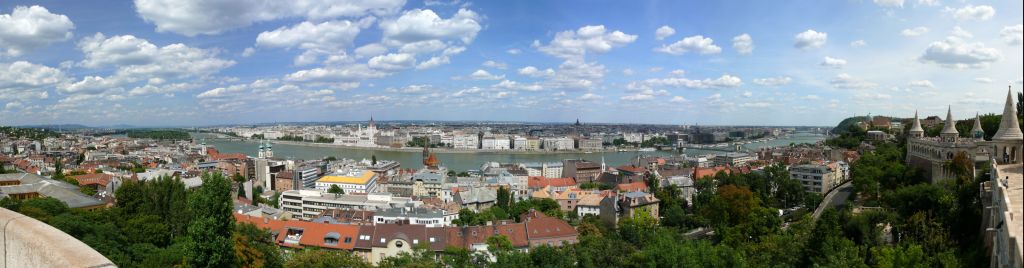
[615,181,648,192]
[234,214,360,250]
[615,165,645,173]
[69,173,113,186]
[212,153,247,161]
[527,176,576,188]
[445,220,529,249]
[695,166,727,179]
[521,210,578,242]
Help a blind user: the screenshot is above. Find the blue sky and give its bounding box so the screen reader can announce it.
[0,0,1021,126]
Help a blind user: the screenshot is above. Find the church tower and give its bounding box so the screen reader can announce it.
[991,86,1023,164]
[939,106,959,143]
[265,141,273,158]
[258,140,265,158]
[909,110,924,139]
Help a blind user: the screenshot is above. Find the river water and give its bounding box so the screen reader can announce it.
[196,133,824,171]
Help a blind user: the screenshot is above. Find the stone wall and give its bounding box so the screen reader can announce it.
[0,208,114,268]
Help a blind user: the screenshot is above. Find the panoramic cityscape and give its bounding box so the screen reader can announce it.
[0,0,1022,267]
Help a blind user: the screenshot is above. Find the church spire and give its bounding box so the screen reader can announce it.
[992,85,1023,141]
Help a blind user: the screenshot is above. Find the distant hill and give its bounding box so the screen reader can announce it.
[830,116,868,134]
[16,124,92,130]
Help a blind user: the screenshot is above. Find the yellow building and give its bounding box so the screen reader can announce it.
[315,169,379,194]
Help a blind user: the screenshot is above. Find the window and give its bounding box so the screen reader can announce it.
[344,237,352,243]
[413,239,419,244]
[380,238,386,243]
[429,237,436,243]
[395,241,404,248]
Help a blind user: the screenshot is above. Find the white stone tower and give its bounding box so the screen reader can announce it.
[991,86,1023,164]
[909,110,925,139]
[940,106,959,143]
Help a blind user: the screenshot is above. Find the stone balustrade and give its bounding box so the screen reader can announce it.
[0,208,115,268]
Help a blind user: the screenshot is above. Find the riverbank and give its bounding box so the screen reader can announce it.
[196,133,824,171]
[237,139,642,155]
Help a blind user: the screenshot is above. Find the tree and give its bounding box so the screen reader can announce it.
[52,157,65,181]
[123,214,171,247]
[496,186,511,211]
[185,172,236,267]
[328,184,344,195]
[871,244,930,268]
[378,244,437,268]
[76,152,85,165]
[618,207,658,246]
[115,180,146,215]
[284,249,369,268]
[235,223,283,268]
[18,197,69,222]
[442,246,488,268]
[701,184,759,228]
[1018,91,1023,130]
[371,155,378,166]
[645,173,659,190]
[486,234,514,252]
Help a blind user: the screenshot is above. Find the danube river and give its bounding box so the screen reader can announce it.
[196,133,824,171]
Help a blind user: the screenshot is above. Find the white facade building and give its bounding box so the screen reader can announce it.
[453,133,479,149]
[279,190,419,220]
[542,137,574,151]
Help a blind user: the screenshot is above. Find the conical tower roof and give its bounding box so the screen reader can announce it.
[971,112,983,134]
[909,110,924,133]
[992,86,1023,141]
[940,106,959,135]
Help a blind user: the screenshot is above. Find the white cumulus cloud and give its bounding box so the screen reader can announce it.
[0,5,75,56]
[655,25,675,40]
[732,33,753,54]
[794,29,827,49]
[752,76,792,86]
[901,26,929,37]
[949,5,995,21]
[1001,24,1023,45]
[919,37,1000,69]
[536,25,637,60]
[655,35,722,55]
[821,56,847,68]
[133,0,405,36]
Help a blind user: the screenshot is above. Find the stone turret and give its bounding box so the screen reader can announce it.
[940,106,959,142]
[971,113,984,139]
[992,86,1023,164]
[909,110,924,139]
[992,87,1023,141]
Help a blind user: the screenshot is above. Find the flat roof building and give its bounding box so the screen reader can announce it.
[316,169,379,194]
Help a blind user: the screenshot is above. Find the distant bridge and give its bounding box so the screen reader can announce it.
[678,144,746,153]
[201,137,247,142]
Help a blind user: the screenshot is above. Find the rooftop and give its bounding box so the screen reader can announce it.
[0,173,105,209]
[318,169,376,185]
